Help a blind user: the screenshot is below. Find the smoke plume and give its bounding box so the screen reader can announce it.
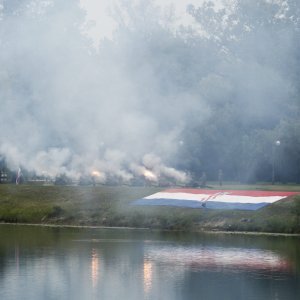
[0,0,299,183]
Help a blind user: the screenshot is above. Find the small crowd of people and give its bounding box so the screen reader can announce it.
[199,169,223,188]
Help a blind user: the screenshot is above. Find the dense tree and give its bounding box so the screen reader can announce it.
[176,0,300,182]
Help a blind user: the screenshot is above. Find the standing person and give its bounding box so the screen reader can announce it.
[200,172,207,188]
[218,169,223,186]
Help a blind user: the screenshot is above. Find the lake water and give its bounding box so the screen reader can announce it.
[0,225,299,300]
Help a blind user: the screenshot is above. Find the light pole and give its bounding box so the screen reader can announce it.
[271,140,281,185]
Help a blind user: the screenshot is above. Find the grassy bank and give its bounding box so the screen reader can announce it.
[0,183,300,233]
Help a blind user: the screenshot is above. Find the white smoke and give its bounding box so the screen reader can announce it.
[0,0,297,184]
[142,154,189,183]
[0,0,194,184]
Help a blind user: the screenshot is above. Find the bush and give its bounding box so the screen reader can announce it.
[48,205,65,218]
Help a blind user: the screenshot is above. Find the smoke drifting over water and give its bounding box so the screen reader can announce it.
[0,0,299,183]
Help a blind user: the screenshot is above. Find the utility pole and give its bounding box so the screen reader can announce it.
[272,140,281,185]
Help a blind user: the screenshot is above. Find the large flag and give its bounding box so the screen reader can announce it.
[133,189,299,210]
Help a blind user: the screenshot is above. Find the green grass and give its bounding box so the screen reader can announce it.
[0,183,300,233]
[207,182,300,191]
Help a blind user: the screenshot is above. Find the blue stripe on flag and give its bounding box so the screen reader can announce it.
[132,198,269,210]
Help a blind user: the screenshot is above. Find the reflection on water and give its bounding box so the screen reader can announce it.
[143,260,153,294]
[0,225,299,300]
[146,246,292,274]
[14,244,20,275]
[91,249,100,288]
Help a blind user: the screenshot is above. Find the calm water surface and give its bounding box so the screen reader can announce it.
[0,224,300,300]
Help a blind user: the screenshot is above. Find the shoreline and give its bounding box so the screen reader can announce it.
[1,222,300,237]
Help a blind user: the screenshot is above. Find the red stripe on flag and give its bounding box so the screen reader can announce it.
[164,189,300,197]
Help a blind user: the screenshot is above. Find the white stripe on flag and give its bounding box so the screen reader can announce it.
[145,192,286,204]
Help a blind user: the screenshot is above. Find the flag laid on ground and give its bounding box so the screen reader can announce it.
[132,189,300,210]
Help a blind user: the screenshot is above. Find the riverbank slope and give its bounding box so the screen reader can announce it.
[0,184,300,233]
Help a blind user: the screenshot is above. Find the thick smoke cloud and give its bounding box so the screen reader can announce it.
[0,0,195,183]
[0,0,299,183]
